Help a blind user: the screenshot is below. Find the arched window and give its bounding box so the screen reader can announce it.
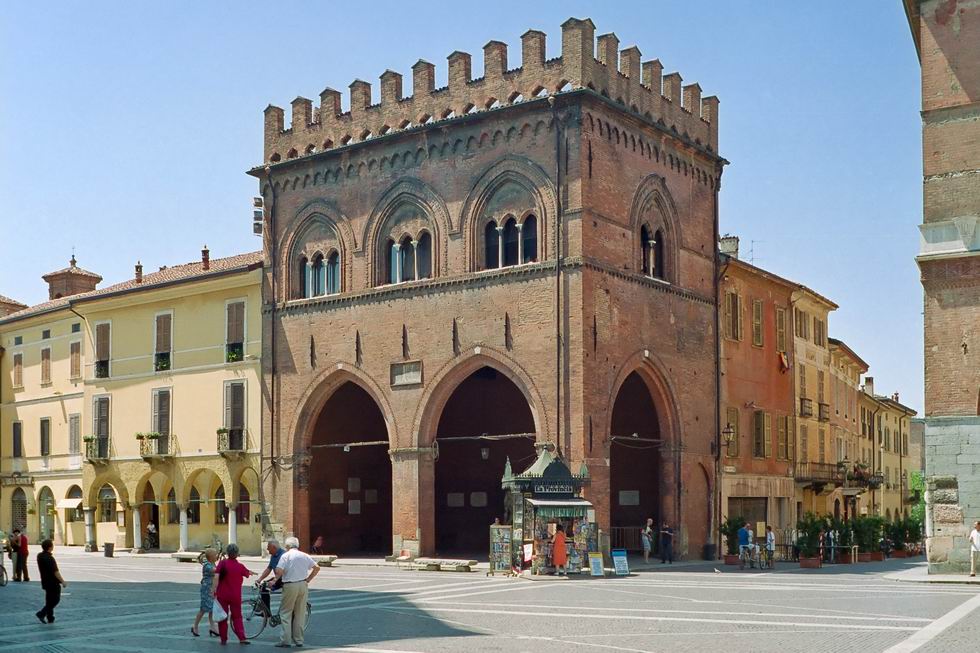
[214,485,227,525]
[485,221,499,270]
[640,226,652,276]
[98,485,116,523]
[416,232,432,279]
[653,229,666,280]
[400,235,416,282]
[11,487,27,531]
[187,487,201,524]
[503,218,519,267]
[521,215,537,263]
[166,487,179,524]
[311,254,325,296]
[386,239,399,284]
[297,256,309,299]
[65,485,82,523]
[326,251,340,294]
[236,484,250,524]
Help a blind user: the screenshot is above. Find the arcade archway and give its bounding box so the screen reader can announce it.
[434,366,537,553]
[609,371,663,532]
[308,381,391,554]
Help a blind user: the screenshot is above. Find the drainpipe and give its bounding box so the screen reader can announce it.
[261,166,278,534]
[549,96,563,458]
[712,178,724,559]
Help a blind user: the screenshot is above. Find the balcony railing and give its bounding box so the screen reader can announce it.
[139,435,175,460]
[799,397,814,417]
[794,461,842,484]
[85,437,110,463]
[218,429,246,458]
[818,402,830,422]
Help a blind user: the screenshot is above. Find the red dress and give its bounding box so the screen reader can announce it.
[552,531,568,567]
[214,558,253,643]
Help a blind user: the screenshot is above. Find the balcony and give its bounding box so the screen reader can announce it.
[139,434,175,461]
[225,342,244,364]
[85,437,110,463]
[154,352,171,372]
[218,428,246,459]
[818,402,830,422]
[94,360,110,379]
[795,462,843,485]
[799,397,814,417]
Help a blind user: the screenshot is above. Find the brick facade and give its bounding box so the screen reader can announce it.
[253,18,723,558]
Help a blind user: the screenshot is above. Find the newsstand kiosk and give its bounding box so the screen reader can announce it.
[497,447,597,575]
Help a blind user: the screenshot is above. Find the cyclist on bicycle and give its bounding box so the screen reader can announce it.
[737,521,754,569]
[764,525,776,568]
[255,539,284,611]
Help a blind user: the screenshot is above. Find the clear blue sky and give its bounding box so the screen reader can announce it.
[0,2,923,410]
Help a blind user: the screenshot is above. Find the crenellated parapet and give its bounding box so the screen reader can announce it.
[263,17,719,165]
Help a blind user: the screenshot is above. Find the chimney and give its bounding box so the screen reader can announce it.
[202,246,210,271]
[135,261,143,284]
[719,235,739,259]
[864,376,874,397]
[893,392,900,402]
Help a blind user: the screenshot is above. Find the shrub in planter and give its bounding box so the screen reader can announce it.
[721,515,744,564]
[888,520,908,557]
[829,517,854,562]
[796,512,824,567]
[852,515,884,558]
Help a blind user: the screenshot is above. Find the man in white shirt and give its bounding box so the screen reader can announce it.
[274,536,320,647]
[969,520,980,578]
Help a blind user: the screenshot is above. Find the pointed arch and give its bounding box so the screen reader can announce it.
[629,174,681,283]
[279,200,355,300]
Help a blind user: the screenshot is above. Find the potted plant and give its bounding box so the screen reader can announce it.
[796,512,823,568]
[906,515,923,555]
[721,515,743,565]
[135,432,146,441]
[83,435,95,443]
[216,427,229,435]
[852,515,884,561]
[829,517,854,563]
[888,520,908,558]
[145,431,161,440]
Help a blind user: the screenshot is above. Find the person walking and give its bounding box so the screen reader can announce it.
[12,529,29,582]
[660,521,674,564]
[737,521,753,569]
[192,549,219,638]
[969,520,980,578]
[765,525,776,568]
[35,539,66,624]
[273,536,320,648]
[212,543,254,646]
[310,536,325,555]
[256,539,284,612]
[551,523,568,576]
[641,518,655,564]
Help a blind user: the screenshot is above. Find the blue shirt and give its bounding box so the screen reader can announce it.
[267,547,283,570]
[737,527,751,546]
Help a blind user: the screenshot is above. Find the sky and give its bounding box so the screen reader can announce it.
[0,2,924,411]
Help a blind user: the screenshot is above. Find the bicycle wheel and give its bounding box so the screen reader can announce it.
[197,551,206,564]
[0,566,7,587]
[303,602,312,632]
[242,599,269,640]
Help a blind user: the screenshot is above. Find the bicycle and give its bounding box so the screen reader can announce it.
[242,581,311,640]
[738,544,759,570]
[197,536,227,564]
[760,547,774,569]
[0,562,7,587]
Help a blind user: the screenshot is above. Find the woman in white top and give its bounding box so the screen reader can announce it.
[969,520,980,578]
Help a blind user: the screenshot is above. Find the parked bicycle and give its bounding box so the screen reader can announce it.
[197,536,227,564]
[739,543,760,570]
[242,581,311,640]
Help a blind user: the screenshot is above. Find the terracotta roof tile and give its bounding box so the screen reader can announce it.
[0,295,27,308]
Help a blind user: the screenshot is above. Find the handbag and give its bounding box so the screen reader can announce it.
[212,600,228,622]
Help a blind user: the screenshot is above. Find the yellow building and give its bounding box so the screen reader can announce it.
[791,287,838,518]
[828,338,869,520]
[1,249,264,554]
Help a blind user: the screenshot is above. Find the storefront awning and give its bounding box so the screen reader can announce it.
[55,498,82,510]
[526,498,593,507]
[841,488,865,497]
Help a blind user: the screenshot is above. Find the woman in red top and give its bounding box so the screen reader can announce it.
[211,543,254,645]
[551,523,568,576]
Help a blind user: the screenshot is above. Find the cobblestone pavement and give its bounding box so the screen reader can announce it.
[0,551,978,652]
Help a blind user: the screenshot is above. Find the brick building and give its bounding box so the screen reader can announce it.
[904,1,980,573]
[252,18,724,558]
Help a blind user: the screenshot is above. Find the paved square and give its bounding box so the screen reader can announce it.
[0,552,978,652]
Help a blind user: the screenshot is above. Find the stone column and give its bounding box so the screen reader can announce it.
[516,223,524,264]
[390,446,435,557]
[228,504,238,546]
[496,226,504,268]
[394,243,403,284]
[83,507,96,552]
[411,240,419,281]
[179,506,189,552]
[132,506,142,550]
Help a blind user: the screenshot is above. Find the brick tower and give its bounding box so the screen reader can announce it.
[252,18,724,558]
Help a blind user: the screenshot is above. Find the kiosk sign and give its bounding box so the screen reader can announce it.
[532,483,574,494]
[612,548,630,576]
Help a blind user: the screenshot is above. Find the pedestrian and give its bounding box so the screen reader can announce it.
[12,528,29,582]
[273,536,320,648]
[660,520,674,564]
[147,522,158,549]
[551,523,568,576]
[255,539,284,612]
[968,520,980,578]
[34,539,66,624]
[310,535,325,555]
[641,517,654,564]
[737,521,753,569]
[212,543,254,646]
[191,548,219,638]
[765,525,776,567]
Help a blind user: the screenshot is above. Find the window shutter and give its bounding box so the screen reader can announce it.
[231,382,245,429]
[40,419,50,456]
[157,390,170,436]
[726,407,739,457]
[776,308,786,352]
[155,314,172,353]
[764,413,772,458]
[788,417,796,461]
[70,342,81,378]
[753,410,764,457]
[41,348,51,384]
[96,397,109,438]
[224,383,233,429]
[69,414,80,454]
[96,323,110,361]
[752,300,763,346]
[736,295,743,341]
[12,422,22,457]
[777,415,787,460]
[13,353,23,387]
[724,293,733,339]
[227,302,245,344]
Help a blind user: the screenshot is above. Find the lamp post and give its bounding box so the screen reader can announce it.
[721,423,735,450]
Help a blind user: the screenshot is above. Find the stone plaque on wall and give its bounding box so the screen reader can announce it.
[390,361,423,387]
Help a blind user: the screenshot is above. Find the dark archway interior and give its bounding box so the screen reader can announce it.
[140,483,159,546]
[435,366,536,554]
[309,382,392,554]
[609,372,662,528]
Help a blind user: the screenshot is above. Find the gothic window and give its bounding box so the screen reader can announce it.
[502,218,519,266]
[326,251,340,294]
[98,485,116,523]
[167,487,179,524]
[653,229,666,280]
[236,484,251,524]
[386,239,399,284]
[297,256,309,299]
[311,254,325,296]
[214,485,228,525]
[521,215,537,263]
[187,486,201,524]
[485,221,499,270]
[400,235,416,282]
[641,225,652,275]
[417,232,432,279]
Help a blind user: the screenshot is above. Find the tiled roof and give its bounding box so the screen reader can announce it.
[0,295,27,308]
[0,251,263,325]
[41,256,103,282]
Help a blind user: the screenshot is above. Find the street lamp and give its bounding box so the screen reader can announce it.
[722,424,735,445]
